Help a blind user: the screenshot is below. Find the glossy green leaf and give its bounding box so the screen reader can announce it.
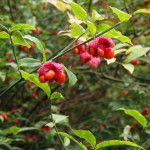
[118,108,147,128]
[70,23,83,37]
[133,9,150,15]
[96,24,132,45]
[24,35,46,62]
[69,3,87,22]
[18,58,41,68]
[110,6,131,22]
[64,66,77,87]
[96,140,144,150]
[10,24,35,32]
[12,31,30,48]
[51,114,68,123]
[18,127,38,133]
[86,20,96,36]
[56,132,87,150]
[50,92,64,100]
[10,126,21,135]
[0,31,9,38]
[20,70,51,97]
[0,116,4,122]
[64,137,70,147]
[72,130,96,148]
[125,47,150,63]
[122,63,134,74]
[91,10,103,22]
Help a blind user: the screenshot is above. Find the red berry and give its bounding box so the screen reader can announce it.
[24,135,30,141]
[54,71,66,84]
[133,18,138,23]
[140,22,145,26]
[31,92,36,97]
[7,76,12,82]
[39,75,46,83]
[74,48,79,54]
[53,31,58,35]
[20,45,27,51]
[57,107,61,111]
[13,119,19,124]
[98,125,103,130]
[12,109,16,113]
[29,44,35,51]
[142,108,149,116]
[97,48,104,57]
[121,92,126,97]
[27,81,32,88]
[44,49,48,54]
[143,1,148,6]
[21,109,24,113]
[33,27,40,34]
[132,59,139,65]
[44,70,55,80]
[1,113,8,122]
[42,4,47,9]
[104,48,114,59]
[88,47,96,55]
[12,103,17,107]
[32,136,37,142]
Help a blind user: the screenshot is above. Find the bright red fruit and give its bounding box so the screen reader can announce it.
[104,48,114,59]
[12,109,16,113]
[12,103,17,107]
[44,70,55,80]
[120,92,126,96]
[73,41,85,55]
[143,1,148,6]
[39,75,46,83]
[54,71,66,84]
[13,119,19,124]
[29,44,35,51]
[1,113,8,122]
[24,135,30,141]
[80,52,91,64]
[7,76,12,82]
[20,45,27,51]
[32,136,37,142]
[33,27,40,34]
[97,48,104,57]
[57,107,61,111]
[27,81,32,88]
[42,4,47,9]
[53,31,58,35]
[44,49,48,54]
[31,92,36,97]
[132,59,139,65]
[98,125,103,130]
[140,22,145,26]
[142,108,149,116]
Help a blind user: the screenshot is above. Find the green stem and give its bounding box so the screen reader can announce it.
[51,22,121,61]
[0,78,23,98]
[49,98,66,150]
[7,0,14,21]
[8,31,22,77]
[88,0,92,13]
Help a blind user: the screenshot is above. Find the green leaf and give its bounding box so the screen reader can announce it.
[91,10,103,22]
[10,24,35,32]
[118,108,147,128]
[12,31,30,48]
[69,3,87,22]
[20,70,51,97]
[96,24,132,45]
[72,130,96,148]
[133,9,150,15]
[0,116,4,123]
[64,66,77,87]
[50,92,64,100]
[110,6,131,22]
[95,140,144,150]
[125,47,150,63]
[56,132,87,150]
[10,126,21,135]
[70,22,84,37]
[18,58,41,68]
[46,122,55,128]
[122,63,134,74]
[51,114,68,123]
[64,137,70,147]
[24,35,46,62]
[18,127,38,133]
[86,20,96,36]
[0,31,9,38]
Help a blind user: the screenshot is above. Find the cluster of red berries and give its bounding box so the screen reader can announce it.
[141,107,149,116]
[20,43,35,55]
[40,124,51,133]
[97,0,109,9]
[38,62,66,84]
[24,135,37,142]
[132,59,140,66]
[73,37,115,69]
[1,113,8,122]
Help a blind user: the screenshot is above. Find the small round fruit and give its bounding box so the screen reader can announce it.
[54,71,66,84]
[39,75,46,83]
[104,48,114,59]
[89,47,95,55]
[44,70,55,80]
[74,48,79,54]
[97,48,104,57]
